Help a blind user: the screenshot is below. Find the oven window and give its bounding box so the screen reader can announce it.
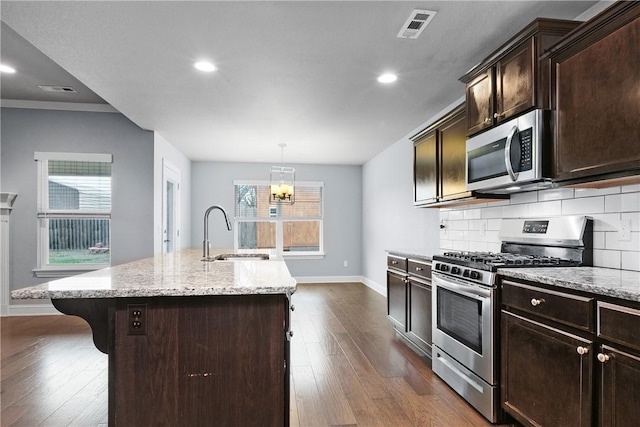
[437,287,482,354]
[467,137,508,183]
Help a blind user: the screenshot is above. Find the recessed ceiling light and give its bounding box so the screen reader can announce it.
[377,73,397,84]
[194,61,217,72]
[0,64,16,74]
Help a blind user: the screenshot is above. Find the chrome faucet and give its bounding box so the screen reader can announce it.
[203,205,232,258]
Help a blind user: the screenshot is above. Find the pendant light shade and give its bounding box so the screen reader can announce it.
[270,144,295,204]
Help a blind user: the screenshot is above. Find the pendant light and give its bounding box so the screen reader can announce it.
[270,143,295,204]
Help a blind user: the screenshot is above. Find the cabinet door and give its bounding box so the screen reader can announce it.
[440,110,470,201]
[465,70,494,136]
[413,131,438,205]
[598,344,640,427]
[501,311,592,427]
[387,270,407,331]
[407,278,431,356]
[495,39,535,123]
[553,14,640,181]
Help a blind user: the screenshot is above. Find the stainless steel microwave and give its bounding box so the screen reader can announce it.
[466,109,552,193]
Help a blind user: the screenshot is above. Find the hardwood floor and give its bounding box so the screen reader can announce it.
[1,283,494,426]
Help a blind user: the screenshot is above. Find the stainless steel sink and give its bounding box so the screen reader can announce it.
[202,253,269,262]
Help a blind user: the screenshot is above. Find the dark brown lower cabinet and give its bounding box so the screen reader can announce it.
[407,277,432,356]
[598,345,640,427]
[501,310,593,427]
[112,295,289,426]
[386,255,432,359]
[387,269,407,331]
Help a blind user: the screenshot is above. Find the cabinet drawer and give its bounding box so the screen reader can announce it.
[387,255,407,272]
[407,259,431,281]
[502,280,594,332]
[598,302,640,352]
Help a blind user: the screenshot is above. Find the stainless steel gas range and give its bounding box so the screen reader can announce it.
[431,216,593,423]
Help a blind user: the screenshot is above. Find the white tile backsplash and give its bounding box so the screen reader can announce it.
[528,200,561,216]
[510,191,538,204]
[622,251,640,271]
[574,187,620,198]
[593,249,621,269]
[538,188,574,201]
[439,185,640,271]
[562,196,605,215]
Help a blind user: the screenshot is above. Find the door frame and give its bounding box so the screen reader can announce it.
[162,159,180,254]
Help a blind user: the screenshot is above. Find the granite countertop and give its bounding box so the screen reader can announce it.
[386,248,436,261]
[499,267,640,303]
[11,248,297,300]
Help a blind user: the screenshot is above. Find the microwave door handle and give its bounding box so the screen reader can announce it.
[504,126,519,182]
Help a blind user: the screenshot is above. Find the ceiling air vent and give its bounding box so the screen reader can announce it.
[38,85,77,93]
[397,9,437,39]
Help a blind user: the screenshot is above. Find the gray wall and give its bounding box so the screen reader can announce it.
[191,161,362,278]
[1,107,155,290]
[362,131,440,291]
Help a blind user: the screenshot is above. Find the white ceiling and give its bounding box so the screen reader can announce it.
[1,1,600,165]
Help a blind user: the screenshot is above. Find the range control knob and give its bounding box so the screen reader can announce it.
[451,267,461,275]
[469,271,482,280]
[440,264,449,272]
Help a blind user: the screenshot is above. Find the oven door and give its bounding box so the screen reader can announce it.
[432,272,495,384]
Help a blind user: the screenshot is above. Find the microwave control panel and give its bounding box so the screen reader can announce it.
[518,127,533,171]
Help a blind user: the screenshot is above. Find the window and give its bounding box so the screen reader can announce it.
[234,181,324,258]
[34,152,112,277]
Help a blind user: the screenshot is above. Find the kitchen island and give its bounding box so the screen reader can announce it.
[11,249,296,427]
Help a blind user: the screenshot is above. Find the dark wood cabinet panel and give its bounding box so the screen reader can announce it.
[502,280,594,332]
[465,70,494,135]
[495,39,535,123]
[461,18,580,137]
[387,256,432,358]
[413,131,438,205]
[501,310,593,427]
[550,4,640,182]
[597,302,640,352]
[407,278,431,356]
[387,270,407,331]
[113,295,287,426]
[598,344,640,427]
[440,109,469,201]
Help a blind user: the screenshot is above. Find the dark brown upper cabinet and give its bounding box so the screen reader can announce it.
[412,104,508,207]
[545,2,640,186]
[413,104,470,206]
[460,18,581,137]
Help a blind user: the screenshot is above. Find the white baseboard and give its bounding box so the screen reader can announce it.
[3,301,61,316]
[361,277,386,296]
[294,275,386,296]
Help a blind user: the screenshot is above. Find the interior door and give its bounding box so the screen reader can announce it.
[162,160,180,254]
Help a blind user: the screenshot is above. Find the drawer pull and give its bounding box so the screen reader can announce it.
[597,353,611,363]
[530,298,545,307]
[290,304,295,312]
[391,260,398,265]
[576,346,589,355]
[483,117,491,124]
[415,267,423,271]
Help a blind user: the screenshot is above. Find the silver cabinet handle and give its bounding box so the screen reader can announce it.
[290,304,295,312]
[597,353,610,363]
[494,112,505,119]
[530,298,545,307]
[576,346,589,355]
[483,117,491,124]
[416,267,423,271]
[391,260,398,265]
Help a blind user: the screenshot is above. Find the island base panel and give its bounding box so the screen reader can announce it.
[111,295,288,426]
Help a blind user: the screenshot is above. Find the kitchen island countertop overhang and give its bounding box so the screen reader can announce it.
[11,248,297,300]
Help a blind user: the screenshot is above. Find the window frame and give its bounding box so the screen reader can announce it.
[233,180,325,259]
[33,152,113,278]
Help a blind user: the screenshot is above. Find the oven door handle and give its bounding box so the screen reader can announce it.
[432,272,491,300]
